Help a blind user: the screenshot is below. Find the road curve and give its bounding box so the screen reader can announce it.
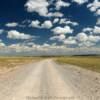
[0,59,100,100]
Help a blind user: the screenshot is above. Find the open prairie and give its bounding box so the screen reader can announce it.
[55,56,100,73]
[0,57,42,74]
[0,56,100,74]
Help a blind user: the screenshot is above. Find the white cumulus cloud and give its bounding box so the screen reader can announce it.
[53,18,59,24]
[96,9,100,15]
[73,0,88,5]
[96,18,100,25]
[47,12,63,17]
[52,26,73,34]
[7,30,32,40]
[50,34,66,41]
[82,27,93,32]
[25,0,64,17]
[29,20,40,28]
[59,18,79,26]
[93,26,100,34]
[64,37,77,45]
[55,0,70,10]
[30,20,52,29]
[0,39,5,47]
[41,20,53,29]
[87,0,100,15]
[76,32,88,42]
[5,22,18,27]
[25,0,49,16]
[76,32,100,47]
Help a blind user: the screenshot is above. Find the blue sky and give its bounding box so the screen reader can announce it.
[0,0,100,56]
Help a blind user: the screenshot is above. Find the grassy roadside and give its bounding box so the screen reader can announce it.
[55,56,100,73]
[0,56,100,73]
[0,57,43,69]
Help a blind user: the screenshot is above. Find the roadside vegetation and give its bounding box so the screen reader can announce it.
[0,57,42,68]
[55,56,100,73]
[0,56,100,73]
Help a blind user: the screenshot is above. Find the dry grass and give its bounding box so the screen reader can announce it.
[0,57,42,69]
[1,56,100,73]
[56,56,100,73]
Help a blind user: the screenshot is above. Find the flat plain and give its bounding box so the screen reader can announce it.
[0,59,100,100]
[0,57,42,74]
[55,56,100,73]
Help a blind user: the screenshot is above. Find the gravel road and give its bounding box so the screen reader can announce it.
[0,59,100,100]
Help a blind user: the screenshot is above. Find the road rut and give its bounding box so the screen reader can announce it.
[0,59,100,100]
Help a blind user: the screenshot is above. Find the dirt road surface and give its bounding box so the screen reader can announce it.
[0,59,100,100]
